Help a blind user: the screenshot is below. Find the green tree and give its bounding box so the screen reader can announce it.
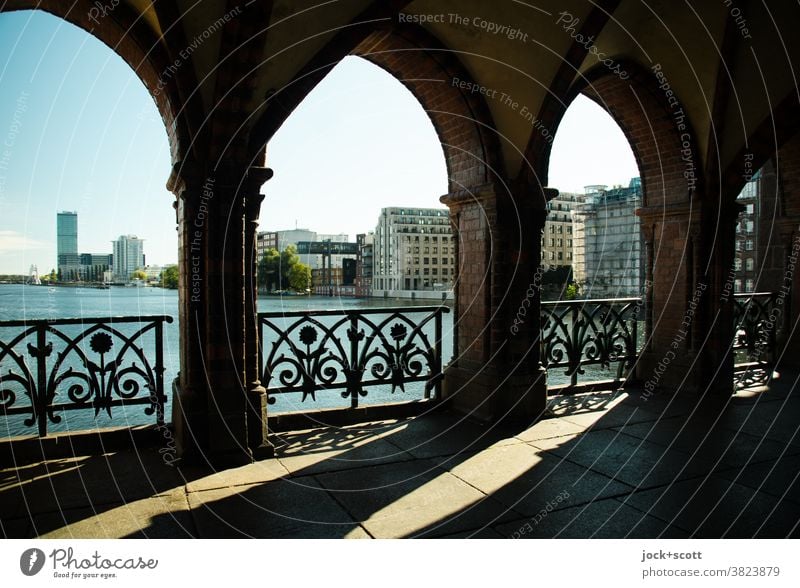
[565,282,580,300]
[258,245,301,291]
[288,262,311,292]
[258,247,281,290]
[161,265,179,289]
[131,269,148,281]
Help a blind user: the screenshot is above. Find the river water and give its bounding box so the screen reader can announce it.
[0,284,619,437]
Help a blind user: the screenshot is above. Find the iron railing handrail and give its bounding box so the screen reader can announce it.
[541,297,641,306]
[258,305,450,319]
[0,315,173,327]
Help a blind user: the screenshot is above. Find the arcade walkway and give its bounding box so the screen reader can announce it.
[3,373,799,539]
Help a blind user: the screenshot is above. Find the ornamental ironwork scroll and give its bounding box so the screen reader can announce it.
[540,298,640,388]
[258,306,449,408]
[0,316,171,436]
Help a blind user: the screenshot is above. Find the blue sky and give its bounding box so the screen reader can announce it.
[0,10,637,275]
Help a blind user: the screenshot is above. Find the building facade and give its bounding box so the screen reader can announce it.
[56,211,80,279]
[373,207,455,293]
[572,178,644,298]
[112,235,145,281]
[355,232,374,297]
[255,231,278,262]
[734,172,760,293]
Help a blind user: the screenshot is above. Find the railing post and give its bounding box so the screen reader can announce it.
[570,304,579,387]
[349,313,359,409]
[35,322,48,437]
[430,308,443,400]
[154,318,165,426]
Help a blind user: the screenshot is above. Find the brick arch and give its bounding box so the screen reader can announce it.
[247,21,502,194]
[352,27,504,193]
[545,60,702,208]
[720,91,800,203]
[2,1,189,164]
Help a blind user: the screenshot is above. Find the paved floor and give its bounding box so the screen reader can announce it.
[2,371,800,538]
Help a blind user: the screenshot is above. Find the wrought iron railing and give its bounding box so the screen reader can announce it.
[258,306,450,409]
[541,298,641,389]
[0,316,172,436]
[732,292,777,365]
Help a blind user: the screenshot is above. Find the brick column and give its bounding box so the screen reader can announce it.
[636,202,705,394]
[440,182,548,422]
[169,161,272,465]
[636,199,739,396]
[243,167,274,459]
[169,161,209,463]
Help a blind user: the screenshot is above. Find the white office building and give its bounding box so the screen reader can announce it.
[112,235,145,281]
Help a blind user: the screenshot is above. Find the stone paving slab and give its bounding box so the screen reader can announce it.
[35,490,195,539]
[621,475,800,538]
[444,442,634,516]
[494,499,688,538]
[529,429,717,489]
[315,459,517,538]
[613,416,800,469]
[715,452,800,505]
[187,476,366,538]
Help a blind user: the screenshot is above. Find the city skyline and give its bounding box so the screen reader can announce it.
[0,11,638,276]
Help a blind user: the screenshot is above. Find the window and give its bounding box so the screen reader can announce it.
[433,247,438,254]
[424,247,429,254]
[567,239,572,247]
[423,258,429,265]
[745,240,753,251]
[567,252,572,260]
[442,268,448,276]
[746,258,754,271]
[557,239,563,247]
[549,251,555,260]
[745,279,754,291]
[557,252,563,260]
[550,238,555,247]
[734,258,742,271]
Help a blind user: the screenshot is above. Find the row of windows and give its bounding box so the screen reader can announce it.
[734,257,755,271]
[406,246,454,254]
[401,235,455,242]
[735,240,754,251]
[391,209,448,217]
[548,225,572,234]
[404,257,455,266]
[545,251,572,260]
[546,238,572,248]
[392,218,450,226]
[405,268,450,276]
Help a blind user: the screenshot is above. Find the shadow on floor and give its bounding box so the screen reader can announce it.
[3,370,800,538]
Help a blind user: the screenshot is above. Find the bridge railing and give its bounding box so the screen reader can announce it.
[258,306,449,410]
[0,316,172,437]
